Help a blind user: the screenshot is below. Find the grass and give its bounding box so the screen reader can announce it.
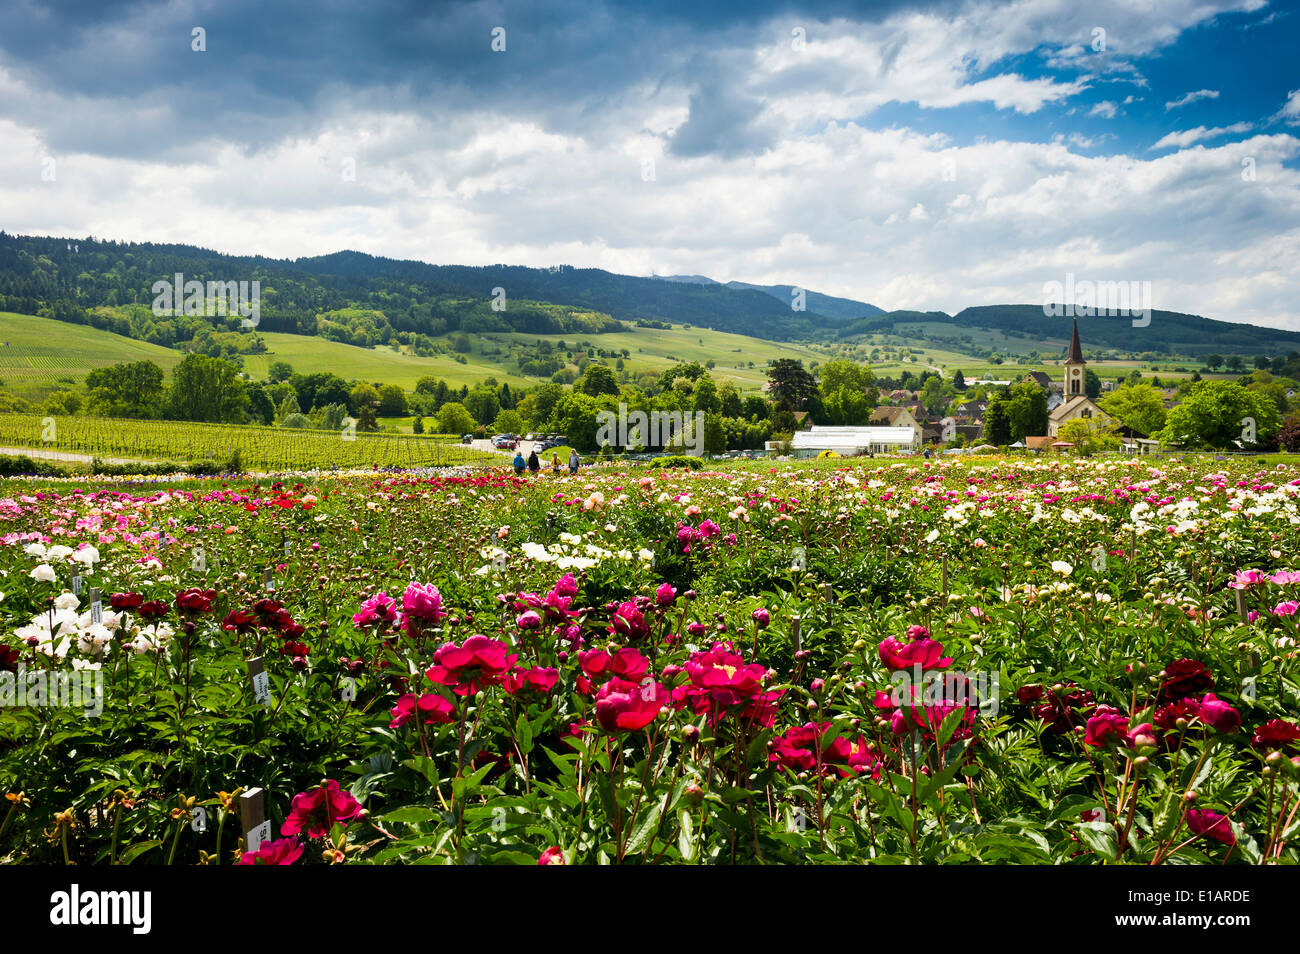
[243,334,535,390]
[492,325,824,391]
[0,312,183,401]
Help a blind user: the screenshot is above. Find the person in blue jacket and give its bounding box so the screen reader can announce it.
[513,451,526,475]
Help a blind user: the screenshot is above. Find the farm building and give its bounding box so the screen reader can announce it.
[791,426,920,457]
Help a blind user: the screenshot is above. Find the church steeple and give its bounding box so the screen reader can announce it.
[1064,319,1086,397]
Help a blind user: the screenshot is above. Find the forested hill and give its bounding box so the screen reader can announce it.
[0,234,856,345]
[295,253,860,338]
[841,305,1300,355]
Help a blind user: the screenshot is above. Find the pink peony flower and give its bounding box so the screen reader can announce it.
[1229,569,1267,589]
[878,637,953,671]
[281,780,365,838]
[238,836,304,865]
[353,592,398,628]
[401,582,447,624]
[1193,693,1241,734]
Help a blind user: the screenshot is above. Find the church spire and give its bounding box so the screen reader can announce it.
[1066,318,1084,365]
[1064,319,1085,396]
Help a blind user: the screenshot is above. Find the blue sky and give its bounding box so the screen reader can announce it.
[0,0,1297,328]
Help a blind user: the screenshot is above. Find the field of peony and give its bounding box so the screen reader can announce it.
[0,456,1298,864]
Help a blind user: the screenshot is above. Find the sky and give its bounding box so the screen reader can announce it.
[1,0,1298,328]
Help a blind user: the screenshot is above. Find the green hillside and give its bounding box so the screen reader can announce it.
[244,333,534,390]
[0,312,183,400]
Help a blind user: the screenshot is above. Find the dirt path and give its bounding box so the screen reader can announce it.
[0,445,151,467]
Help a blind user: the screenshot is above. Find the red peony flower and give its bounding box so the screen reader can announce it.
[175,588,217,614]
[1083,705,1131,747]
[222,608,258,633]
[138,599,170,620]
[109,592,144,611]
[281,780,366,838]
[1154,698,1200,731]
[594,677,666,732]
[538,846,566,865]
[1253,718,1300,751]
[1160,659,1214,700]
[425,635,517,696]
[878,637,953,671]
[608,600,650,641]
[389,692,456,728]
[1192,693,1241,734]
[237,836,304,865]
[1186,809,1235,845]
[672,645,772,725]
[503,666,560,696]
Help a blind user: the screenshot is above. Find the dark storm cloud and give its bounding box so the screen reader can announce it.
[0,0,963,161]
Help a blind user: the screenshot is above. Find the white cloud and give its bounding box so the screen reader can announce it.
[1,0,1297,331]
[1279,89,1300,123]
[1165,89,1220,110]
[1150,123,1254,149]
[1089,101,1118,119]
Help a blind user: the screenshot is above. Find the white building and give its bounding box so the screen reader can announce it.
[791,426,920,457]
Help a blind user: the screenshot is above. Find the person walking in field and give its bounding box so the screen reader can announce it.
[513,451,526,475]
[568,449,580,474]
[527,449,540,473]
[551,453,561,473]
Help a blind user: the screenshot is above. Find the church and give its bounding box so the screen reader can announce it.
[1045,320,1108,438]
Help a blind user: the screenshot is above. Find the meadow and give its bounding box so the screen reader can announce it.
[0,454,1297,865]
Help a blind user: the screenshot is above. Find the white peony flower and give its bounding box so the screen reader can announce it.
[29,563,56,583]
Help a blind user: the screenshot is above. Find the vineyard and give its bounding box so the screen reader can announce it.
[0,413,494,471]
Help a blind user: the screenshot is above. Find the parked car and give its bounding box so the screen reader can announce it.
[461,434,474,444]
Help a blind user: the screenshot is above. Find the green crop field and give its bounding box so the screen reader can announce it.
[243,333,536,390]
[0,312,184,400]
[0,413,495,471]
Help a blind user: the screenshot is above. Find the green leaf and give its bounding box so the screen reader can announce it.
[677,809,695,862]
[516,713,534,756]
[1074,821,1119,860]
[381,805,440,826]
[119,839,162,865]
[624,802,663,854]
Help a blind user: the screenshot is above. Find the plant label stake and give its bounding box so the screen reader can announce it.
[1234,588,1248,620]
[941,554,948,598]
[240,788,270,853]
[264,568,275,592]
[72,575,82,597]
[90,588,102,625]
[247,656,271,706]
[791,615,802,656]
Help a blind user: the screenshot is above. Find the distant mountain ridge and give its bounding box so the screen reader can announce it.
[651,274,885,320]
[841,305,1300,356]
[0,232,1295,356]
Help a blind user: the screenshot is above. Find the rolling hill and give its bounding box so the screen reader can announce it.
[841,306,1300,356]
